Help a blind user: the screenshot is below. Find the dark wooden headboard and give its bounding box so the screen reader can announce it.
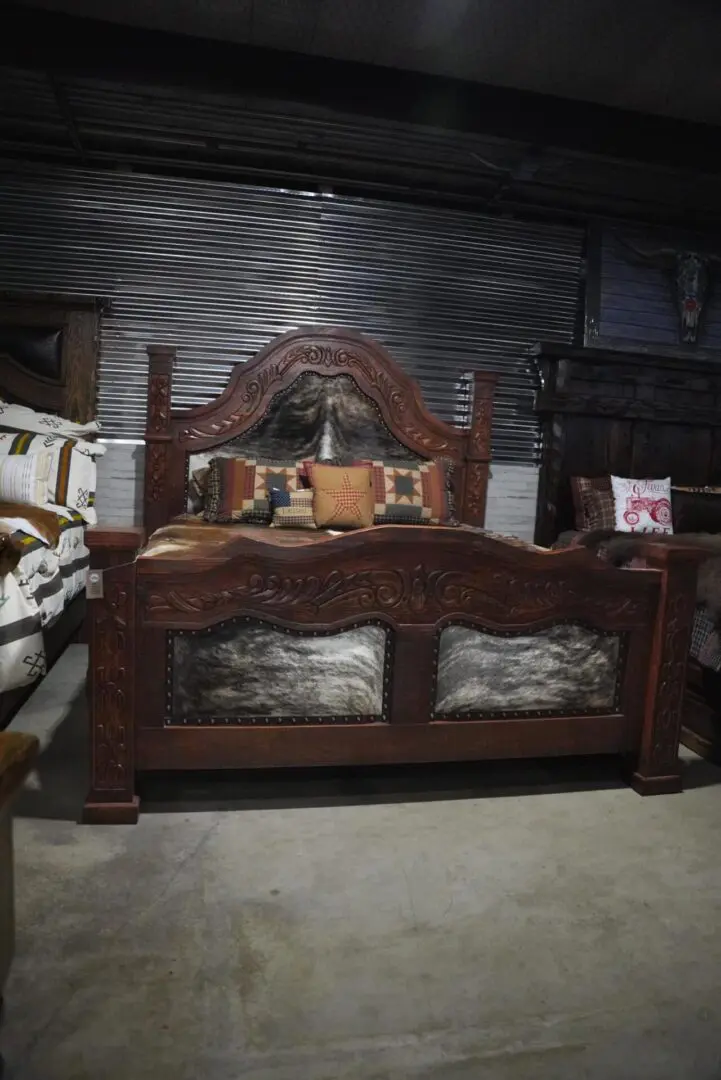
[0,293,101,421]
[533,341,721,546]
[143,326,499,535]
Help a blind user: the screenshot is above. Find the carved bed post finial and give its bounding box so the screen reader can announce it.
[144,345,176,536]
[462,371,498,527]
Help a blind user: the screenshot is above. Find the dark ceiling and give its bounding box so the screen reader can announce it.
[13,0,721,125]
[7,0,720,126]
[2,2,721,231]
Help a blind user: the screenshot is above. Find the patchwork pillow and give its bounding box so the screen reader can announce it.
[672,486,721,534]
[203,457,309,524]
[269,488,316,529]
[0,453,52,507]
[0,433,98,525]
[356,458,448,525]
[611,476,673,534]
[310,464,373,529]
[570,476,615,531]
[0,399,99,438]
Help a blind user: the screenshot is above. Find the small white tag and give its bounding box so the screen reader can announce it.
[86,570,104,599]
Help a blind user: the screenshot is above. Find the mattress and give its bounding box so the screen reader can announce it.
[0,509,88,693]
[140,517,544,562]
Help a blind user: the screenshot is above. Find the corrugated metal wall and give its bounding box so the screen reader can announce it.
[593,224,721,351]
[0,164,582,462]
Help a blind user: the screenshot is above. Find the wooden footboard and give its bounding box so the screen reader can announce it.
[84,528,698,822]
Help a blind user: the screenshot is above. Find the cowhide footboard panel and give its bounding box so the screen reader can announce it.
[434,622,623,718]
[169,618,390,723]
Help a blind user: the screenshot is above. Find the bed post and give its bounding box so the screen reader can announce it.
[83,528,145,824]
[462,371,498,526]
[144,344,176,536]
[630,546,699,795]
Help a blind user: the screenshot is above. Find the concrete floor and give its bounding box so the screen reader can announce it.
[4,646,721,1080]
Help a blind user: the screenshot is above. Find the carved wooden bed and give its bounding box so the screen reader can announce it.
[84,327,698,823]
[0,293,99,729]
[533,339,721,765]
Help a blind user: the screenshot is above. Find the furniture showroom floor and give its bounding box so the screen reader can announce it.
[6,645,721,1080]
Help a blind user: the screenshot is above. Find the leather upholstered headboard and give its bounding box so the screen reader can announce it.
[0,294,101,422]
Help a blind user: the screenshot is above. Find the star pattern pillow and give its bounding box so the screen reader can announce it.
[309,464,374,529]
[357,458,448,525]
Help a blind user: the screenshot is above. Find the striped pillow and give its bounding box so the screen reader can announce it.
[0,432,97,525]
[0,453,52,507]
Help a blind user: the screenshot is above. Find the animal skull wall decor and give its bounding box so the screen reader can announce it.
[615,233,721,345]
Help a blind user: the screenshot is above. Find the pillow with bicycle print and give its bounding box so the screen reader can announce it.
[610,476,673,535]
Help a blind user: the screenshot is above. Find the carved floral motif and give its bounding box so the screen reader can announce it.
[146,443,167,503]
[147,372,170,434]
[143,563,647,624]
[649,586,696,770]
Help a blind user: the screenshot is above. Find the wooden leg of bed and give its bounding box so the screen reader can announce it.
[82,794,140,825]
[627,769,683,797]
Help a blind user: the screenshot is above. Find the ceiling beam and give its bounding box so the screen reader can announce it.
[5,4,721,177]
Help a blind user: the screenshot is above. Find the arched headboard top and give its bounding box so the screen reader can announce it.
[172,327,467,457]
[144,326,498,533]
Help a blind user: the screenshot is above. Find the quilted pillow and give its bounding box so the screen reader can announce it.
[203,457,309,524]
[354,458,449,525]
[309,464,373,529]
[611,476,673,534]
[570,476,615,531]
[269,488,316,529]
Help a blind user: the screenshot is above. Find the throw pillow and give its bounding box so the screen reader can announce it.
[0,434,98,525]
[0,399,99,438]
[310,464,373,529]
[269,488,317,529]
[0,453,52,507]
[203,457,309,524]
[570,476,616,531]
[610,476,673,534]
[355,458,448,524]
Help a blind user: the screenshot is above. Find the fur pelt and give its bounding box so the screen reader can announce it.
[576,530,721,622]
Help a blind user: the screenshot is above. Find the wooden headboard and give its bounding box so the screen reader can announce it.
[0,293,100,421]
[143,326,499,535]
[533,341,721,546]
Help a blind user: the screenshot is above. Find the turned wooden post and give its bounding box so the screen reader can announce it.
[462,371,498,527]
[144,344,176,537]
[630,545,699,795]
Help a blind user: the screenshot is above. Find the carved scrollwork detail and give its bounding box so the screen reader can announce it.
[143,563,647,624]
[178,343,452,454]
[464,461,488,521]
[146,443,167,503]
[92,583,131,790]
[148,373,171,434]
[649,589,696,770]
[470,394,493,456]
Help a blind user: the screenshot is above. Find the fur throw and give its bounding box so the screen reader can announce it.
[576,530,721,622]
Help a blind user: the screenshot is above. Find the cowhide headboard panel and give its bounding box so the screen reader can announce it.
[143,326,498,533]
[0,294,100,421]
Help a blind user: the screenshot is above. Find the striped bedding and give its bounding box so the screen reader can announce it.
[0,510,88,693]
